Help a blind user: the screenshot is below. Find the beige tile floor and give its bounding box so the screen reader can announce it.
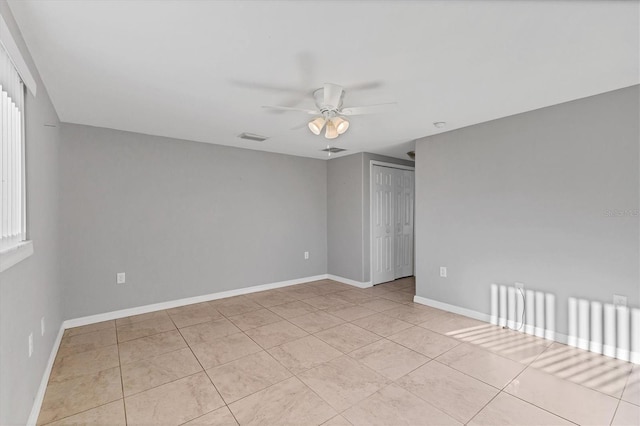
[37,278,639,425]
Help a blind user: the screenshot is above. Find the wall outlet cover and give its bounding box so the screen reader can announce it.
[439,267,447,278]
[304,251,309,260]
[116,272,126,284]
[613,294,627,307]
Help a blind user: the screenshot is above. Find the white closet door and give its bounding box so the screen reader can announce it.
[399,170,414,278]
[372,165,395,285]
[394,168,404,278]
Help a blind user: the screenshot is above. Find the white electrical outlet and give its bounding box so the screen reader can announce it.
[439,267,447,278]
[41,317,45,336]
[515,282,525,290]
[116,272,126,284]
[304,251,309,260]
[613,294,627,307]
[28,333,33,358]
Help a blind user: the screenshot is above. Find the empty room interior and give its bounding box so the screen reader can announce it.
[0,1,639,425]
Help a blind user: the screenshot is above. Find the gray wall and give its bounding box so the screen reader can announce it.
[327,152,413,282]
[0,3,63,424]
[327,153,364,281]
[60,124,327,319]
[415,86,640,335]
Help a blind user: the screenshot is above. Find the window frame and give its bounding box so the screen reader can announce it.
[0,11,37,273]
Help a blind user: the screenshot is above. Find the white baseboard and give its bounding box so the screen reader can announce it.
[326,274,372,289]
[64,274,330,329]
[29,273,377,422]
[27,324,64,426]
[413,295,571,354]
[413,295,492,323]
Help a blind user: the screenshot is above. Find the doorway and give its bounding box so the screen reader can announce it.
[370,161,415,285]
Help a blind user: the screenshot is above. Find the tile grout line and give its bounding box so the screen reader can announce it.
[495,363,581,425]
[39,328,122,425]
[51,279,625,426]
[172,316,238,426]
[38,281,391,423]
[114,322,129,426]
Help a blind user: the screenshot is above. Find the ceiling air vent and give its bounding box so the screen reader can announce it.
[238,132,269,142]
[321,147,346,153]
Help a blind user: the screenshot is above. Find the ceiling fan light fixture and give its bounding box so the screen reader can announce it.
[308,117,326,135]
[332,117,350,134]
[324,120,339,139]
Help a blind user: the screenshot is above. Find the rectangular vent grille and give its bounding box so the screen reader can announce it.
[321,147,346,153]
[238,133,269,142]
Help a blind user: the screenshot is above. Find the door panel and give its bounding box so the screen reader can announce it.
[372,165,395,284]
[372,165,414,284]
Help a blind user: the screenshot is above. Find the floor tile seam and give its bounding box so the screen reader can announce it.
[389,334,462,363]
[462,390,503,426]
[416,322,557,369]
[523,361,634,401]
[114,325,128,425]
[289,367,344,418]
[461,356,541,425]
[379,375,468,425]
[39,397,125,426]
[265,305,322,322]
[437,338,537,367]
[310,323,384,353]
[53,341,120,365]
[349,315,415,339]
[171,323,228,415]
[344,333,435,368]
[118,344,192,368]
[226,315,287,333]
[116,329,188,358]
[499,390,583,426]
[609,398,623,426]
[228,323,301,377]
[617,364,638,405]
[219,373,297,410]
[169,325,239,425]
[121,366,205,400]
[621,397,640,407]
[63,322,117,338]
[38,324,125,426]
[115,312,173,330]
[116,324,179,344]
[503,362,617,424]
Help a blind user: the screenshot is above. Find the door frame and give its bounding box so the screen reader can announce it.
[369,160,415,285]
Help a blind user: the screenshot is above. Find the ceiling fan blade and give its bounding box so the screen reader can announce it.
[231,79,304,94]
[262,105,319,114]
[345,81,384,92]
[339,102,397,116]
[323,83,344,107]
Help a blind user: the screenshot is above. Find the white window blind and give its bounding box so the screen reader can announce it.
[0,42,25,252]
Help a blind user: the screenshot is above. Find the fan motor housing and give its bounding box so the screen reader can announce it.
[313,87,344,114]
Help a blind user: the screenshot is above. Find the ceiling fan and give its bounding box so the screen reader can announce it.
[262,83,396,139]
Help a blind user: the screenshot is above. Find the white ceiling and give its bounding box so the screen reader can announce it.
[8,0,639,160]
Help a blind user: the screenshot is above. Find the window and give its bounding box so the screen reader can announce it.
[0,13,37,272]
[0,41,28,267]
